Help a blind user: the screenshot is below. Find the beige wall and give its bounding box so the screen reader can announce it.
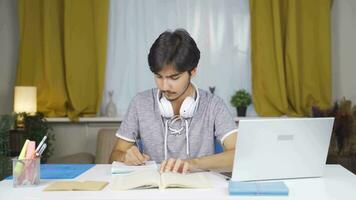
[1,0,356,115]
[332,0,356,104]
[0,0,18,115]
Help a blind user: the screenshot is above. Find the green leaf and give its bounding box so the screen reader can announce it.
[230,89,252,107]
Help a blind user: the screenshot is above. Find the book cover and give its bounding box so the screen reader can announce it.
[229,181,289,196]
[44,181,108,191]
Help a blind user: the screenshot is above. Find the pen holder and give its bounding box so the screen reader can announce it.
[12,157,40,187]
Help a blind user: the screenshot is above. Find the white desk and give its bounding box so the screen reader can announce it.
[0,164,355,200]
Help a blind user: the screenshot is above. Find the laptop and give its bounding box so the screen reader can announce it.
[231,117,334,181]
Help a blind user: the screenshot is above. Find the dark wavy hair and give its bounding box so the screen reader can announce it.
[148,29,200,73]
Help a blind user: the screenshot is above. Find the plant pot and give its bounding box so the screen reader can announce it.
[236,107,247,117]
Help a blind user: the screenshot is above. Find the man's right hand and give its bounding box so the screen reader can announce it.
[123,145,150,165]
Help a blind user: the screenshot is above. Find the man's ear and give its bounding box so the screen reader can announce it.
[190,68,197,77]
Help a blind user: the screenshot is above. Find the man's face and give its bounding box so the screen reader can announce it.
[154,65,196,101]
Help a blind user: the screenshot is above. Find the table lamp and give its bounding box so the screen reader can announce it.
[14,86,37,128]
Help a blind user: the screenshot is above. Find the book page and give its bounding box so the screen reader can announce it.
[161,172,212,189]
[112,170,160,190]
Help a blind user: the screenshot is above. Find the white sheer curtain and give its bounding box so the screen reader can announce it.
[102,0,253,117]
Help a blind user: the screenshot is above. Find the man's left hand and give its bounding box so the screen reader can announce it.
[160,158,190,174]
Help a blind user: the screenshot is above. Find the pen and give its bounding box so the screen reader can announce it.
[36,143,47,157]
[35,134,47,153]
[133,134,143,153]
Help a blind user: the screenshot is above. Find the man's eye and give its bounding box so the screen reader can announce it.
[171,76,180,80]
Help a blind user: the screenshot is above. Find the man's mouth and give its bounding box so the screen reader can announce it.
[164,92,176,96]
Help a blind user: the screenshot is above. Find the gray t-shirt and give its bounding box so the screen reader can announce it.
[116,88,237,163]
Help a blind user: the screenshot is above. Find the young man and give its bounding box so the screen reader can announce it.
[110,29,237,173]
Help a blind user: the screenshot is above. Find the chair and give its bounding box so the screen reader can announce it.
[48,128,118,164]
[95,128,117,164]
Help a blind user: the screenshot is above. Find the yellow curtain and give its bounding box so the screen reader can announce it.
[16,0,109,120]
[250,0,332,116]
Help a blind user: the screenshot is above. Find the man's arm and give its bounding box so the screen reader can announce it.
[189,131,237,172]
[160,131,237,173]
[110,137,149,165]
[110,138,133,163]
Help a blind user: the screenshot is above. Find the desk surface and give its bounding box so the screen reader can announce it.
[0,164,355,200]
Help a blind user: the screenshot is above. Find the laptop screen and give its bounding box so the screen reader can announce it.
[231,118,334,181]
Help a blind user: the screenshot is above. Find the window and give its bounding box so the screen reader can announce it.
[102,0,253,117]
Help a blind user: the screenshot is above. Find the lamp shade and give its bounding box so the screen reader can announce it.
[14,86,37,113]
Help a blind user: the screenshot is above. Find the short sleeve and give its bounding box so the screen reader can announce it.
[116,95,139,143]
[213,97,238,144]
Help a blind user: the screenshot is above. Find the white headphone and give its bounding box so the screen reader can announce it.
[156,82,200,160]
[157,82,200,119]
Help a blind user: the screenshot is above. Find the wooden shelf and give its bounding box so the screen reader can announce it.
[46,117,122,123]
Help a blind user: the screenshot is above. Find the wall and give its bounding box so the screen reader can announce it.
[332,0,356,104]
[0,0,18,114]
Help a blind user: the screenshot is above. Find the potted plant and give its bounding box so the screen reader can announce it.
[21,112,54,163]
[0,114,14,180]
[230,89,252,117]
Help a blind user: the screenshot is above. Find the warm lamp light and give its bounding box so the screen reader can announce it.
[14,86,37,114]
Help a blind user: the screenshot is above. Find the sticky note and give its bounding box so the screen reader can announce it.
[25,141,36,159]
[14,140,29,175]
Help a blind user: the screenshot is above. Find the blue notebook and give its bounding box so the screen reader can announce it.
[6,164,95,180]
[229,181,289,196]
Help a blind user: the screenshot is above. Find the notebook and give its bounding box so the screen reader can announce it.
[229,181,289,196]
[112,170,212,190]
[111,161,158,174]
[44,181,108,191]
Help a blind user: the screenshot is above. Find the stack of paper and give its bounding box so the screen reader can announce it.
[111,161,158,174]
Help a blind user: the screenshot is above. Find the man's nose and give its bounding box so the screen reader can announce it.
[162,79,170,91]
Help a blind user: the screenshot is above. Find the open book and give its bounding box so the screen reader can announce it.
[112,170,212,190]
[44,181,108,191]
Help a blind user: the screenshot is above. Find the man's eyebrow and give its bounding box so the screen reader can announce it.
[168,73,182,77]
[154,72,183,77]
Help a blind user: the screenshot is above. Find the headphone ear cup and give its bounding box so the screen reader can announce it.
[180,96,196,118]
[159,96,174,118]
